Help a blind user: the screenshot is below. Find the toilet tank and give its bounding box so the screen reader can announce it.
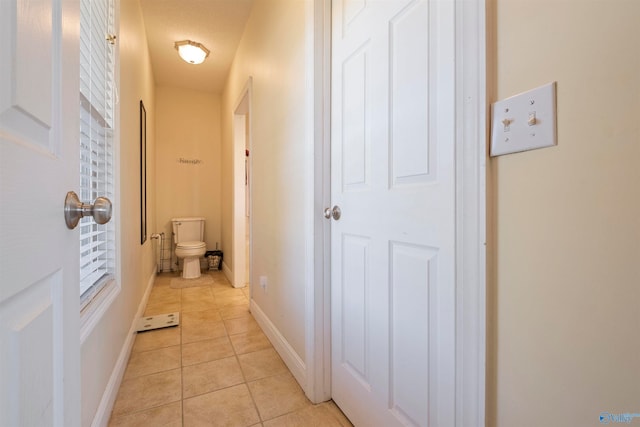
[172,217,205,243]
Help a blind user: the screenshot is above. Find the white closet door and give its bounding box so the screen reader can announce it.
[331,0,456,425]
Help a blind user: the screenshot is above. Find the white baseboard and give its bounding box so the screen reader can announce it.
[250,299,306,390]
[222,260,233,284]
[91,271,156,427]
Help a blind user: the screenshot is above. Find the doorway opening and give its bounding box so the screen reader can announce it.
[232,80,252,290]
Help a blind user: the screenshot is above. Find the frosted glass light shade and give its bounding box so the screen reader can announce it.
[174,40,210,65]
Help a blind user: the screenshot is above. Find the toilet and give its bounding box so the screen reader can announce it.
[172,217,207,279]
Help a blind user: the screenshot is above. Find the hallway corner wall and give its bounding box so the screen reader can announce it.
[221,0,313,385]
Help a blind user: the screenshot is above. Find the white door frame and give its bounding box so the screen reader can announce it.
[231,79,252,289]
[306,0,333,403]
[306,0,486,424]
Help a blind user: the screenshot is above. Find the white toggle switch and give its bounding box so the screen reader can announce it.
[490,82,557,156]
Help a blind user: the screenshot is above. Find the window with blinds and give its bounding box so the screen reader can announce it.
[79,0,116,308]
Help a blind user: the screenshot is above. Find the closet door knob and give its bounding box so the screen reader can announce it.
[324,205,341,220]
[331,205,342,220]
[64,191,112,229]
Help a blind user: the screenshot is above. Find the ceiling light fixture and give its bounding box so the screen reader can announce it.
[174,40,210,65]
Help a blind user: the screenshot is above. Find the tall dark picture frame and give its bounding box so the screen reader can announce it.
[140,100,147,244]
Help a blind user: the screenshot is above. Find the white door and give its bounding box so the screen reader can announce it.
[0,0,81,425]
[331,0,456,425]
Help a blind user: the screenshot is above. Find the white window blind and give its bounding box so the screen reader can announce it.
[79,0,116,307]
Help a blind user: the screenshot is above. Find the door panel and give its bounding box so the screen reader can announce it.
[1,273,58,425]
[341,46,369,190]
[0,0,81,425]
[389,242,436,425]
[331,0,455,425]
[390,0,433,186]
[340,234,370,383]
[0,0,53,147]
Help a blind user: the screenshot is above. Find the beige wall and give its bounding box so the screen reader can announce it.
[155,86,222,254]
[221,0,311,361]
[488,0,640,425]
[80,0,156,424]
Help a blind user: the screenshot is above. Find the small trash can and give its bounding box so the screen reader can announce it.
[205,250,223,270]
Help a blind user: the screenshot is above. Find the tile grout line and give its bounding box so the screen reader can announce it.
[112,273,273,426]
[222,283,270,426]
[182,278,253,425]
[225,284,266,425]
[112,272,353,426]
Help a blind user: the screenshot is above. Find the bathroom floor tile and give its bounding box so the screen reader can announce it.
[238,348,288,382]
[111,368,182,417]
[153,274,178,287]
[262,401,353,427]
[132,326,181,353]
[148,287,182,304]
[216,295,250,308]
[219,303,251,320]
[182,318,227,344]
[248,372,311,421]
[321,401,353,426]
[229,330,273,355]
[109,274,353,427]
[182,308,222,323]
[146,294,182,308]
[144,301,182,316]
[209,271,231,284]
[124,345,181,380]
[108,401,182,427]
[182,299,217,313]
[183,384,260,427]
[181,310,225,344]
[181,286,213,300]
[182,336,235,366]
[182,356,245,398]
[213,288,246,299]
[210,281,234,291]
[262,402,353,427]
[224,314,262,335]
[181,289,216,313]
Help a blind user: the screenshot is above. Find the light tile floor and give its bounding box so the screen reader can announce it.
[108,270,352,427]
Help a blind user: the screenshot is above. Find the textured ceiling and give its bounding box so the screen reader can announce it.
[139,0,255,94]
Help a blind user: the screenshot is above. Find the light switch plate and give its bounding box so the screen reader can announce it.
[490,82,557,156]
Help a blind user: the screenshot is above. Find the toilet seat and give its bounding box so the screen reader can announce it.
[177,241,206,250]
